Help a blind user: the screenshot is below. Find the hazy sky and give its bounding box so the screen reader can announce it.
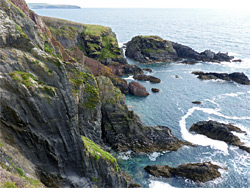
[26,0,250,9]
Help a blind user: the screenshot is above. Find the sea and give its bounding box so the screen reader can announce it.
[34,8,250,188]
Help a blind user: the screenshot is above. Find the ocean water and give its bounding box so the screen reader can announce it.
[34,9,250,188]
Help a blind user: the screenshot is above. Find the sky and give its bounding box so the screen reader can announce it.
[26,0,250,9]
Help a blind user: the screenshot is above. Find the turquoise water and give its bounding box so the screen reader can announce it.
[35,9,250,188]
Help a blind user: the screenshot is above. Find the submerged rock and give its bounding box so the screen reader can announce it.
[190,120,250,153]
[145,162,222,182]
[125,35,234,63]
[192,71,250,85]
[128,81,149,96]
[133,74,161,83]
[143,68,153,72]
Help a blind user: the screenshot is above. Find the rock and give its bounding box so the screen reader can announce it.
[98,76,191,153]
[179,60,199,64]
[128,81,149,97]
[192,71,250,85]
[175,75,179,78]
[232,59,242,62]
[125,35,234,63]
[125,36,179,63]
[143,68,153,72]
[108,63,143,76]
[133,74,161,83]
[145,162,222,182]
[192,101,202,104]
[190,120,250,153]
[151,88,160,93]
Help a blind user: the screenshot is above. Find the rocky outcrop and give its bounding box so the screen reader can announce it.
[128,81,149,97]
[125,35,234,63]
[108,63,143,76]
[190,120,250,153]
[125,35,179,63]
[192,71,250,85]
[98,77,191,152]
[145,162,222,182]
[133,74,161,83]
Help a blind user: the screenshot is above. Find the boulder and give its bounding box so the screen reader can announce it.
[143,68,153,72]
[145,162,222,182]
[190,120,250,153]
[192,71,250,85]
[128,81,149,97]
[133,74,161,83]
[151,88,160,93]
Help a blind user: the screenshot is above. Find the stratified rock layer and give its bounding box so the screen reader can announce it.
[145,162,222,182]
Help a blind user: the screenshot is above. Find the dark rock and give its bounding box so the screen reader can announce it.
[128,81,149,97]
[179,60,199,64]
[151,88,160,93]
[125,35,234,63]
[192,101,202,104]
[125,36,179,63]
[143,68,153,72]
[98,77,191,153]
[232,59,242,62]
[108,63,143,76]
[175,75,179,78]
[133,74,161,83]
[145,162,222,182]
[190,120,250,153]
[192,71,250,85]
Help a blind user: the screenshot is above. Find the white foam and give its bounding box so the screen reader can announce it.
[221,59,250,69]
[118,150,133,160]
[148,152,161,161]
[179,107,229,153]
[149,180,176,188]
[124,75,134,80]
[228,52,241,57]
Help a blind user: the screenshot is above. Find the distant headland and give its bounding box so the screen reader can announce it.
[28,3,81,9]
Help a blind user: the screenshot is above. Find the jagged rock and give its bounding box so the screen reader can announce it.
[133,74,161,83]
[128,81,149,97]
[125,35,234,63]
[143,68,153,72]
[97,77,191,152]
[192,71,250,85]
[125,35,179,63]
[108,63,143,76]
[232,59,242,62]
[151,88,160,93]
[190,120,250,153]
[192,101,202,104]
[145,162,222,182]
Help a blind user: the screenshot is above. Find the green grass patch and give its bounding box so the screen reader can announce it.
[2,182,17,188]
[49,25,78,40]
[83,25,110,38]
[15,23,28,38]
[81,136,120,172]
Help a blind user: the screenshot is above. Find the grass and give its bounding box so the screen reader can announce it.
[83,25,110,38]
[49,25,78,40]
[1,182,17,188]
[15,23,28,38]
[81,136,120,172]
[10,70,57,97]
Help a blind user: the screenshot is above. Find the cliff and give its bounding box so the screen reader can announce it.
[0,0,189,187]
[28,3,81,9]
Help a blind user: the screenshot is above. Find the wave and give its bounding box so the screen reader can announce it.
[149,180,176,188]
[124,75,134,80]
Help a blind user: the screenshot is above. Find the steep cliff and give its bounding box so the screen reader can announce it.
[0,0,189,187]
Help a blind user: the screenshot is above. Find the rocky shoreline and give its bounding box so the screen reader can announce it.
[0,0,248,187]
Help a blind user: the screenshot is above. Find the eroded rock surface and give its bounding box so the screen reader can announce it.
[190,120,250,153]
[192,71,250,85]
[125,35,234,63]
[145,162,222,182]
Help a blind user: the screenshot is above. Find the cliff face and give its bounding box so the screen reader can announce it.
[0,0,188,187]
